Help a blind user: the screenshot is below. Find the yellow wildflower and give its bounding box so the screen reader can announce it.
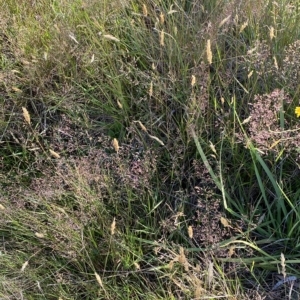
[295,107,300,117]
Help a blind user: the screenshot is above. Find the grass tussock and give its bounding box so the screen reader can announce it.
[2,0,300,299]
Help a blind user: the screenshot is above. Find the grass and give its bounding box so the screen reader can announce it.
[1,0,300,299]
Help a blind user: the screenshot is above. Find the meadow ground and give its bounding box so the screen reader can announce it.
[1,0,300,299]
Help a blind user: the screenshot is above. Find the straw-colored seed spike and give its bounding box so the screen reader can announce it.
[49,149,60,158]
[269,26,275,40]
[191,75,196,87]
[110,217,116,235]
[160,30,165,47]
[0,204,5,210]
[208,261,214,287]
[194,286,203,298]
[149,81,153,97]
[103,34,120,42]
[35,232,45,238]
[173,26,177,36]
[239,20,248,33]
[134,120,147,132]
[219,15,231,28]
[134,262,140,270]
[21,261,29,272]
[228,246,235,257]
[273,56,278,70]
[281,253,286,278]
[112,138,119,153]
[178,247,185,263]
[209,141,217,155]
[206,39,212,65]
[248,70,253,78]
[188,226,193,239]
[95,272,104,288]
[142,4,148,16]
[159,12,165,24]
[12,86,22,93]
[117,100,123,109]
[22,107,31,125]
[148,134,164,146]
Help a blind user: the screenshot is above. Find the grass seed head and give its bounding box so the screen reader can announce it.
[142,4,148,16]
[110,217,116,235]
[269,26,275,40]
[35,232,45,238]
[112,138,119,153]
[206,39,212,65]
[21,261,29,272]
[49,149,60,158]
[208,261,214,287]
[273,56,278,70]
[22,107,31,125]
[159,12,165,24]
[149,81,153,97]
[134,120,147,132]
[117,100,123,109]
[280,253,286,278]
[103,34,120,42]
[191,75,196,87]
[188,225,193,238]
[239,20,248,33]
[95,272,104,288]
[160,29,165,47]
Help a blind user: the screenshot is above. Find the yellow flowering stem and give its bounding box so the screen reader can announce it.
[295,107,300,117]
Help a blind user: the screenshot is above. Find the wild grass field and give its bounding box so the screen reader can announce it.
[1,0,300,299]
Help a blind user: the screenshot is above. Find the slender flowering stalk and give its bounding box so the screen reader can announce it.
[295,107,300,117]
